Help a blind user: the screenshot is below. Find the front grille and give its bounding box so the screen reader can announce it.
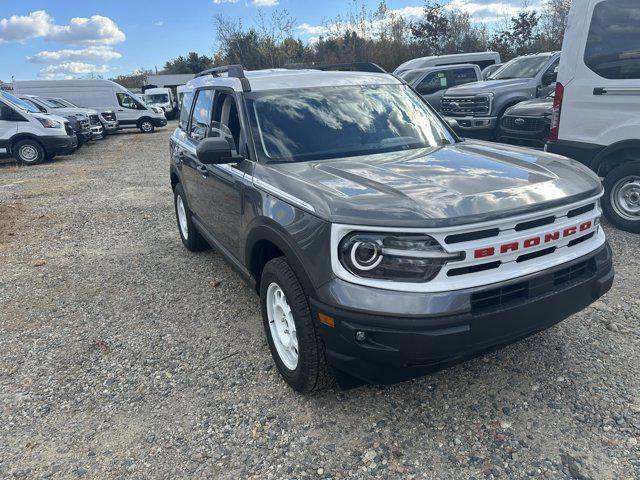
[501,115,546,132]
[79,119,90,129]
[101,112,116,121]
[89,114,100,125]
[64,122,74,136]
[441,96,491,117]
[471,258,595,312]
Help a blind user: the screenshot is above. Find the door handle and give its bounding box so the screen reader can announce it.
[594,87,640,96]
[196,165,208,177]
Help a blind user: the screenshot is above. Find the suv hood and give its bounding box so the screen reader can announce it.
[253,140,602,228]
[51,107,98,116]
[445,78,531,96]
[506,97,553,117]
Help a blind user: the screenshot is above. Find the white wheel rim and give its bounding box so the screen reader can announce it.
[176,195,188,240]
[611,176,640,221]
[142,122,152,132]
[19,145,38,161]
[266,283,298,370]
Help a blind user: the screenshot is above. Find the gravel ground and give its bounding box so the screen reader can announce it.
[1,124,639,479]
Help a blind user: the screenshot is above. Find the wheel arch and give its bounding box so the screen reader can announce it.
[9,133,47,155]
[592,140,640,176]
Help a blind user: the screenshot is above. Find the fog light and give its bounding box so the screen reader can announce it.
[355,331,366,342]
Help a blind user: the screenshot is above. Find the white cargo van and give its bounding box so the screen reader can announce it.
[0,91,77,165]
[144,87,178,119]
[546,0,640,233]
[394,52,501,76]
[13,79,167,134]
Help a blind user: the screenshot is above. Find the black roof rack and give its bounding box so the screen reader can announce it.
[195,64,251,92]
[313,62,387,73]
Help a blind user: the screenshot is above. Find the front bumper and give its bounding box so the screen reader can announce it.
[311,243,613,386]
[444,115,497,133]
[101,120,119,132]
[90,125,105,139]
[153,117,168,127]
[41,134,78,156]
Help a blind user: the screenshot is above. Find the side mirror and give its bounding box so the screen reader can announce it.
[196,137,237,164]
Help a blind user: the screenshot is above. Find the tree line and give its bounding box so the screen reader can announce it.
[114,0,572,87]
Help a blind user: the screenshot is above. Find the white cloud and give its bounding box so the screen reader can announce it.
[154,21,164,27]
[252,0,279,6]
[297,23,329,36]
[28,46,122,64]
[444,1,540,23]
[0,11,52,43]
[0,10,125,45]
[38,62,110,79]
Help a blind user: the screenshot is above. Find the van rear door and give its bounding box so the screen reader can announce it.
[558,0,640,147]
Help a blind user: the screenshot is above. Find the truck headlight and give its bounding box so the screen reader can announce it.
[338,232,463,282]
[36,117,63,129]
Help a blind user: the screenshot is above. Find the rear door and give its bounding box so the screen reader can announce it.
[414,70,450,109]
[559,0,640,145]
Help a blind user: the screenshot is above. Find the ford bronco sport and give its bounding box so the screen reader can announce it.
[169,65,614,392]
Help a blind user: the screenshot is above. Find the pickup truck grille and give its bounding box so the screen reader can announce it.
[79,119,90,130]
[101,112,116,122]
[89,114,100,125]
[501,115,547,132]
[441,95,491,117]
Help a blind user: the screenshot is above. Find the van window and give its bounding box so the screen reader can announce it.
[585,0,640,79]
[178,91,194,131]
[117,92,145,110]
[416,71,448,95]
[188,89,215,142]
[450,68,478,86]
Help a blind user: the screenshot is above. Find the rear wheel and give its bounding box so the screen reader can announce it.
[603,162,640,233]
[13,139,45,165]
[260,257,332,393]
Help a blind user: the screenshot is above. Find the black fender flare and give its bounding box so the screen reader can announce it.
[244,220,316,296]
[592,139,640,174]
[137,116,154,128]
[8,133,47,155]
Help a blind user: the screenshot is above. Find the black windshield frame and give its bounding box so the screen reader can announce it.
[244,84,457,164]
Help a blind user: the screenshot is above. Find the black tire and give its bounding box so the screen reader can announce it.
[260,257,333,393]
[13,139,45,165]
[173,183,209,251]
[139,119,155,133]
[602,161,640,233]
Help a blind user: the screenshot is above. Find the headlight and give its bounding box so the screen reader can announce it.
[338,232,463,282]
[36,117,63,129]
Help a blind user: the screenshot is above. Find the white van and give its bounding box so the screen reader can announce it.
[545,0,640,233]
[0,91,77,165]
[144,87,178,119]
[13,79,167,134]
[394,52,501,76]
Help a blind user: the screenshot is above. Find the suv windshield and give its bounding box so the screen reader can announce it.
[146,94,169,104]
[43,98,69,108]
[0,92,40,113]
[54,98,79,108]
[490,55,552,80]
[398,70,424,83]
[245,84,454,162]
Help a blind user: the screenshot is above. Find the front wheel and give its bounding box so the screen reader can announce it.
[603,162,640,233]
[13,139,45,165]
[139,119,155,133]
[260,257,332,393]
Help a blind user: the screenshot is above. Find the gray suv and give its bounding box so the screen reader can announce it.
[170,65,613,392]
[441,52,560,139]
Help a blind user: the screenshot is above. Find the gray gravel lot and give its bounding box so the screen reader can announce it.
[1,124,639,479]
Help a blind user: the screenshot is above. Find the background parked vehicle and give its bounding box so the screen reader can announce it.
[15,94,103,141]
[144,87,178,120]
[49,97,115,137]
[441,52,560,140]
[545,0,640,233]
[0,91,77,165]
[498,94,553,149]
[13,79,166,134]
[398,64,481,110]
[481,63,503,80]
[394,52,501,77]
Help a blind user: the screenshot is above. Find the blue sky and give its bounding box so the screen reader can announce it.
[0,0,531,81]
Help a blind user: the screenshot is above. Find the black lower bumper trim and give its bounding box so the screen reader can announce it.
[311,243,613,386]
[40,135,78,155]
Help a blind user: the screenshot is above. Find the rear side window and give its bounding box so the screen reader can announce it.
[584,0,640,79]
[450,68,478,86]
[188,89,214,142]
[178,91,194,131]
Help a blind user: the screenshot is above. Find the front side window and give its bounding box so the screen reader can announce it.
[188,89,214,141]
[585,0,640,79]
[245,84,454,163]
[491,55,553,80]
[43,98,68,108]
[450,68,478,86]
[21,98,46,113]
[416,71,448,95]
[117,92,144,110]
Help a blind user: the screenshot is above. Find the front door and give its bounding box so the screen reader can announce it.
[114,91,146,126]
